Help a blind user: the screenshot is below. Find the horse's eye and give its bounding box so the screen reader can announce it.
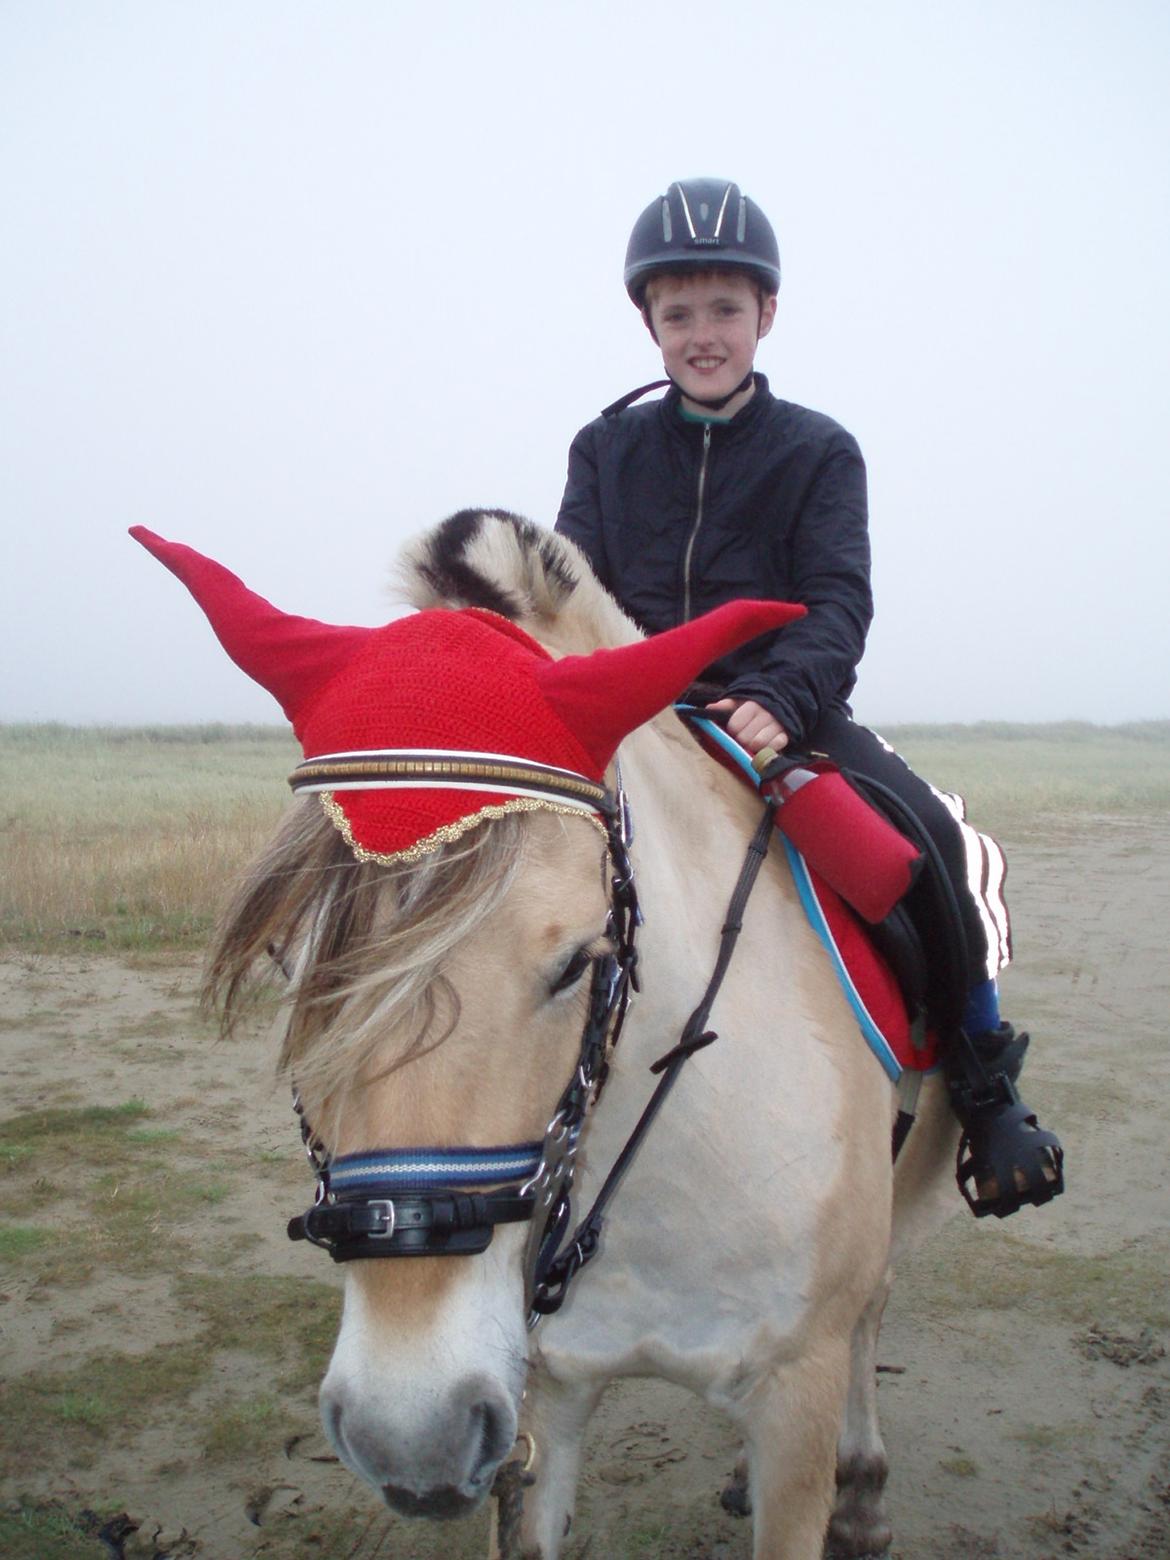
[550,948,593,996]
[267,941,293,982]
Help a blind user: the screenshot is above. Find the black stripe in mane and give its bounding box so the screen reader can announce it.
[416,509,578,620]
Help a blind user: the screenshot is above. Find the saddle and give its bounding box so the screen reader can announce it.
[678,708,957,1071]
[679,707,1065,1215]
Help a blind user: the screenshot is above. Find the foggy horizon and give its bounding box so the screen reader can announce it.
[3,2,1168,730]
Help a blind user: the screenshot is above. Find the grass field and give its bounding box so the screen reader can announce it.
[2,720,1167,952]
[871,719,1170,831]
[0,724,296,950]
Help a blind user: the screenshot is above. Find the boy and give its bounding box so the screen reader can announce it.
[555,177,1063,1218]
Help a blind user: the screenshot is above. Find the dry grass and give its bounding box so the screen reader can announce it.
[0,724,296,950]
[3,720,1168,952]
[875,719,1170,836]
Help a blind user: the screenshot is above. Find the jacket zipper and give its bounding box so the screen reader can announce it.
[681,423,712,623]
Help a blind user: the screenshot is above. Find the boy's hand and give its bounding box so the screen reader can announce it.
[705,698,789,756]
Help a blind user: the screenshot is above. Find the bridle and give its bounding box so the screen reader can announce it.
[284,750,642,1319]
[285,742,775,1323]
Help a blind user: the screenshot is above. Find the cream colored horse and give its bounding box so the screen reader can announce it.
[207,512,958,1559]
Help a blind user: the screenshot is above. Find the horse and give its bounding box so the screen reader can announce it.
[190,510,959,1559]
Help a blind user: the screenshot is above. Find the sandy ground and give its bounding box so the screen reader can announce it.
[2,820,1168,1559]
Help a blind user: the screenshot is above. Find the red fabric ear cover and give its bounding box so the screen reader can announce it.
[769,768,923,924]
[131,526,813,864]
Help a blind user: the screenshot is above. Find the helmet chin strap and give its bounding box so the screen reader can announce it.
[670,369,756,413]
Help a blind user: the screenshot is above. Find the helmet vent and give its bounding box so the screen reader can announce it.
[661,198,672,242]
[737,195,747,243]
[714,182,732,239]
[675,182,698,239]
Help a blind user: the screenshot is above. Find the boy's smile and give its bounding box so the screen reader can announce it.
[646,271,777,417]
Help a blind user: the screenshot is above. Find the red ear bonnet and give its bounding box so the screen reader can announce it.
[130,526,805,862]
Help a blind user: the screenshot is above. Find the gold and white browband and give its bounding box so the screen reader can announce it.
[289,749,609,815]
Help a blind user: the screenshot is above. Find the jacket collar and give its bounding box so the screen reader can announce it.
[658,373,772,441]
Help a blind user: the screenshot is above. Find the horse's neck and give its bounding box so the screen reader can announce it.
[544,712,881,1362]
[613,713,794,1046]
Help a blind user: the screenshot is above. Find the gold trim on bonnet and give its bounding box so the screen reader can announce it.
[318,792,607,866]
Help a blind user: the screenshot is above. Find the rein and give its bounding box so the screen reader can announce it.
[528,798,776,1317]
[285,751,778,1322]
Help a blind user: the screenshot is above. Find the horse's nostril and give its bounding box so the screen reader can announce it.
[324,1392,344,1449]
[469,1393,512,1482]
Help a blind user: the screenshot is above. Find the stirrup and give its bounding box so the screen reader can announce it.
[955,1087,1064,1219]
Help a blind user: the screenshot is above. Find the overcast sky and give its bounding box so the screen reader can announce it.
[3,1,1167,727]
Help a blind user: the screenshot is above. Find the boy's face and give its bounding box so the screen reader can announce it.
[645,271,776,409]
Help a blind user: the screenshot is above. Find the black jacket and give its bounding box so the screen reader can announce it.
[554,375,873,744]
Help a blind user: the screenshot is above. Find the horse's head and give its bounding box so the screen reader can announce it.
[210,798,610,1514]
[133,509,804,1516]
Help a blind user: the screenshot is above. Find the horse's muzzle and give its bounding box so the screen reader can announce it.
[322,1372,517,1515]
[381,1481,483,1521]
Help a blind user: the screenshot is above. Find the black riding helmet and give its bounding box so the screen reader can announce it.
[624,178,781,307]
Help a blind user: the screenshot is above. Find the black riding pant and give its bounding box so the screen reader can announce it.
[802,710,1004,994]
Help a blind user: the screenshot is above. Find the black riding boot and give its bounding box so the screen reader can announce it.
[947,1023,1065,1219]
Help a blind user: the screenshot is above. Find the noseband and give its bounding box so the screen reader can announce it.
[286,745,775,1321]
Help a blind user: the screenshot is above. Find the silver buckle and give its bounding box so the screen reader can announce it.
[366,1199,397,1237]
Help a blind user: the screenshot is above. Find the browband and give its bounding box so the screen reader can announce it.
[289,749,609,814]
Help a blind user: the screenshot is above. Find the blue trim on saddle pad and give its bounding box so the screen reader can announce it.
[676,708,904,1083]
[328,1144,543,1194]
[780,840,902,1082]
